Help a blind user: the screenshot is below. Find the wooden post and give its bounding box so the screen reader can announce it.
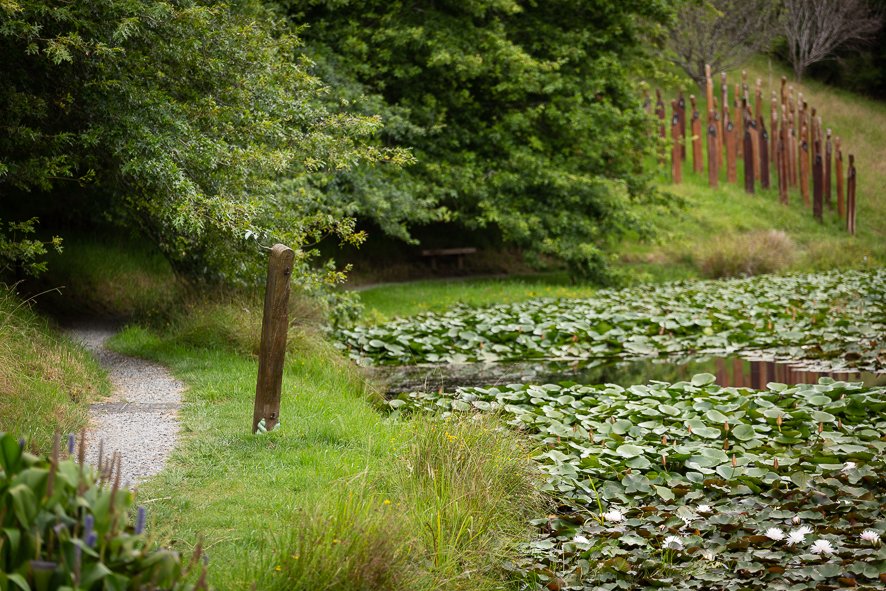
[770,94,778,175]
[252,244,294,434]
[825,129,833,209]
[721,72,729,143]
[743,123,755,194]
[812,139,823,221]
[777,110,788,205]
[735,84,743,159]
[800,123,810,206]
[835,137,844,218]
[691,96,703,174]
[671,100,682,184]
[725,118,737,183]
[713,97,723,168]
[707,116,719,188]
[759,118,770,190]
[677,93,686,159]
[847,154,857,235]
[655,89,666,165]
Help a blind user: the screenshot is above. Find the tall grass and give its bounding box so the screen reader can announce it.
[0,285,109,451]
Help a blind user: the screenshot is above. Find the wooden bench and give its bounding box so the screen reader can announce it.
[421,247,477,270]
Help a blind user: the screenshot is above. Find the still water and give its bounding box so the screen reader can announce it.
[370,355,885,394]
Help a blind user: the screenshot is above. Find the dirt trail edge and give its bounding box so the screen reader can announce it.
[67,322,182,489]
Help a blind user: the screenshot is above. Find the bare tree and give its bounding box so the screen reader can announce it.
[668,0,782,88]
[784,0,883,80]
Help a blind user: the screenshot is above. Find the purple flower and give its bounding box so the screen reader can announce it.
[67,434,75,454]
[18,438,25,450]
[135,507,146,535]
[83,514,94,546]
[85,532,98,548]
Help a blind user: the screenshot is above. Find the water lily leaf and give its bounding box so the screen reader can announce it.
[705,409,728,423]
[654,485,675,501]
[730,424,756,441]
[691,373,716,387]
[615,444,644,458]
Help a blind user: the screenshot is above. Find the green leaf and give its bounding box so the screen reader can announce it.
[615,444,644,458]
[691,373,716,387]
[730,424,756,441]
[654,485,675,501]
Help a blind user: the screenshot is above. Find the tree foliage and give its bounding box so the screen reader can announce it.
[783,0,883,81]
[0,0,406,287]
[281,0,674,281]
[667,0,782,87]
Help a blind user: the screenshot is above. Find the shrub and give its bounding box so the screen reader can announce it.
[0,432,205,590]
[696,230,796,278]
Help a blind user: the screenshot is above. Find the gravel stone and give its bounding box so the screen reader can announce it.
[67,322,182,489]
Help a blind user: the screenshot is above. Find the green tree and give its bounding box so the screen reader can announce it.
[281,0,673,281]
[0,0,406,287]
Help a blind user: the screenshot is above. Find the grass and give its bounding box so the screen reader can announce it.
[108,298,544,591]
[629,56,886,275]
[0,285,109,452]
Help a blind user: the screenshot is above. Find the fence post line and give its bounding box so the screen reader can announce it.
[252,243,295,434]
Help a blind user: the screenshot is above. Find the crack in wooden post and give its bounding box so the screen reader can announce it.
[252,243,294,434]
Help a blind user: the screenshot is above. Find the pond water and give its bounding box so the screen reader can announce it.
[369,355,885,395]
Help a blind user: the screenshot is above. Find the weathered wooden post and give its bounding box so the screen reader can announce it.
[671,100,682,184]
[707,116,719,188]
[835,137,844,218]
[655,89,666,165]
[759,118,770,190]
[743,121,755,194]
[725,116,737,183]
[825,129,833,209]
[691,96,703,174]
[770,93,778,175]
[252,244,294,434]
[847,154,857,235]
[799,123,810,206]
[812,139,823,221]
[735,84,744,159]
[677,93,687,160]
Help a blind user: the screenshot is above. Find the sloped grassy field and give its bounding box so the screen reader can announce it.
[338,269,885,371]
[390,378,886,590]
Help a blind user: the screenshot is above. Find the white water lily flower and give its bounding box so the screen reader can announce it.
[696,504,712,514]
[764,528,785,541]
[860,530,881,545]
[786,531,806,546]
[603,508,625,523]
[791,515,802,525]
[810,539,834,555]
[795,525,813,536]
[701,549,716,561]
[664,535,683,550]
[841,461,857,473]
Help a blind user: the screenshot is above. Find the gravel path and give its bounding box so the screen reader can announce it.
[67,323,182,489]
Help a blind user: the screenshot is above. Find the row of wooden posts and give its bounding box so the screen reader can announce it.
[648,65,858,235]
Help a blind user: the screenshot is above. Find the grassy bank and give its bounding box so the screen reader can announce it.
[629,57,885,276]
[0,285,109,452]
[107,299,544,590]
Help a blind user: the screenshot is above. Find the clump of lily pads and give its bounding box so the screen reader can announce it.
[339,269,885,371]
[389,375,886,590]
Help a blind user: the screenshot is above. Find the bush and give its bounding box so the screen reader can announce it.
[696,230,796,278]
[0,432,205,590]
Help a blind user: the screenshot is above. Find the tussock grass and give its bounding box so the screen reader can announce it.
[0,286,109,451]
[696,229,796,278]
[113,300,543,590]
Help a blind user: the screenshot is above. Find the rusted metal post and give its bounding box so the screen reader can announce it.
[847,154,857,235]
[835,137,844,218]
[252,244,294,434]
[691,96,703,174]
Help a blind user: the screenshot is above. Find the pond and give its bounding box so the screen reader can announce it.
[369,355,885,394]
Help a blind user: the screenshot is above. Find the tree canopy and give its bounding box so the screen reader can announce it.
[281,0,673,281]
[0,0,406,286]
